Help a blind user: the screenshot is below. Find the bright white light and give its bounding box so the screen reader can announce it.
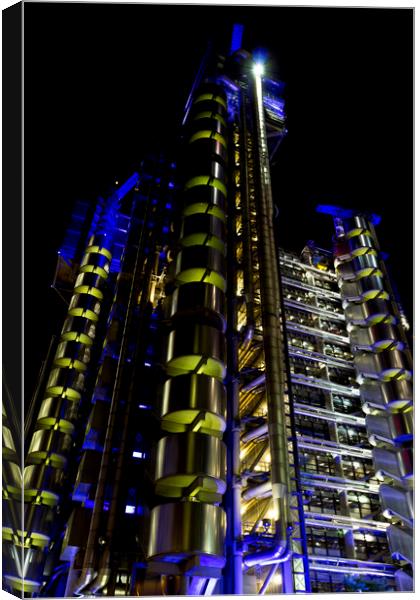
[253,62,265,77]
[132,451,145,459]
[125,505,136,514]
[273,573,282,586]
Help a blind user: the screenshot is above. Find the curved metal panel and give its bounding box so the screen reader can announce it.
[373,446,413,481]
[181,212,227,238]
[366,413,413,445]
[349,323,405,352]
[61,316,96,341]
[147,502,226,566]
[154,432,226,496]
[354,349,411,381]
[173,246,226,292]
[360,379,413,412]
[345,298,395,325]
[380,484,413,526]
[166,282,226,331]
[388,524,413,564]
[340,273,388,300]
[45,367,85,394]
[161,373,226,433]
[165,324,227,379]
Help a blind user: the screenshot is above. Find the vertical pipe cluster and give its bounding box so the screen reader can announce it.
[242,70,292,571]
[334,214,413,577]
[19,223,114,594]
[147,82,229,585]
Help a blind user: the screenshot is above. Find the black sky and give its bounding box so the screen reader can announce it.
[24,3,413,400]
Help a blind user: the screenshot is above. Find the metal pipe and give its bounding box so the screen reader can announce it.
[241,424,268,443]
[242,481,272,501]
[242,68,291,570]
[244,525,293,568]
[258,563,279,595]
[239,88,255,346]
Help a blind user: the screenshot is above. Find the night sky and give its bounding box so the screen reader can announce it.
[24,3,413,401]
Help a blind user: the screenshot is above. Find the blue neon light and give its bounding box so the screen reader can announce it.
[316,204,381,225]
[230,23,244,54]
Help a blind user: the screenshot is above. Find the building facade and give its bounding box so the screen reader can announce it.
[3,28,413,596]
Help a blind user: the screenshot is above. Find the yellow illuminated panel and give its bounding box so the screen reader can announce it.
[74,285,104,300]
[184,176,227,198]
[180,233,226,255]
[183,203,226,223]
[53,357,87,372]
[45,386,81,401]
[79,264,109,279]
[166,355,226,380]
[60,331,94,346]
[189,130,227,149]
[175,267,226,293]
[193,111,227,127]
[68,307,99,322]
[85,245,112,261]
[193,93,227,110]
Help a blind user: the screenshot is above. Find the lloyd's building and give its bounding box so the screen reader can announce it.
[3,24,413,597]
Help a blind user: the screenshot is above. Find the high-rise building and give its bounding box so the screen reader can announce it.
[3,25,413,597]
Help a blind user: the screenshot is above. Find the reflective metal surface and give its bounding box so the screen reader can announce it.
[161,373,226,434]
[360,379,413,412]
[354,349,411,380]
[147,502,226,566]
[380,484,413,526]
[155,432,226,496]
[166,282,226,331]
[373,446,413,481]
[165,324,227,379]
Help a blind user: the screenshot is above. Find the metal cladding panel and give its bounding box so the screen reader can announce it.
[188,118,226,140]
[166,324,226,365]
[347,233,376,253]
[183,185,226,212]
[61,316,96,341]
[37,397,78,422]
[27,428,72,458]
[388,524,413,563]
[344,215,370,235]
[360,379,413,412]
[45,367,85,394]
[184,159,226,185]
[354,349,411,380]
[54,340,91,364]
[345,298,395,325]
[23,463,63,492]
[373,446,413,481]
[69,293,101,315]
[187,137,228,163]
[380,484,413,525]
[349,323,404,351]
[154,432,226,495]
[174,246,226,278]
[161,373,227,432]
[340,274,387,301]
[80,251,110,270]
[366,413,412,444]
[180,213,226,243]
[166,282,226,330]
[147,502,226,565]
[74,271,107,290]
